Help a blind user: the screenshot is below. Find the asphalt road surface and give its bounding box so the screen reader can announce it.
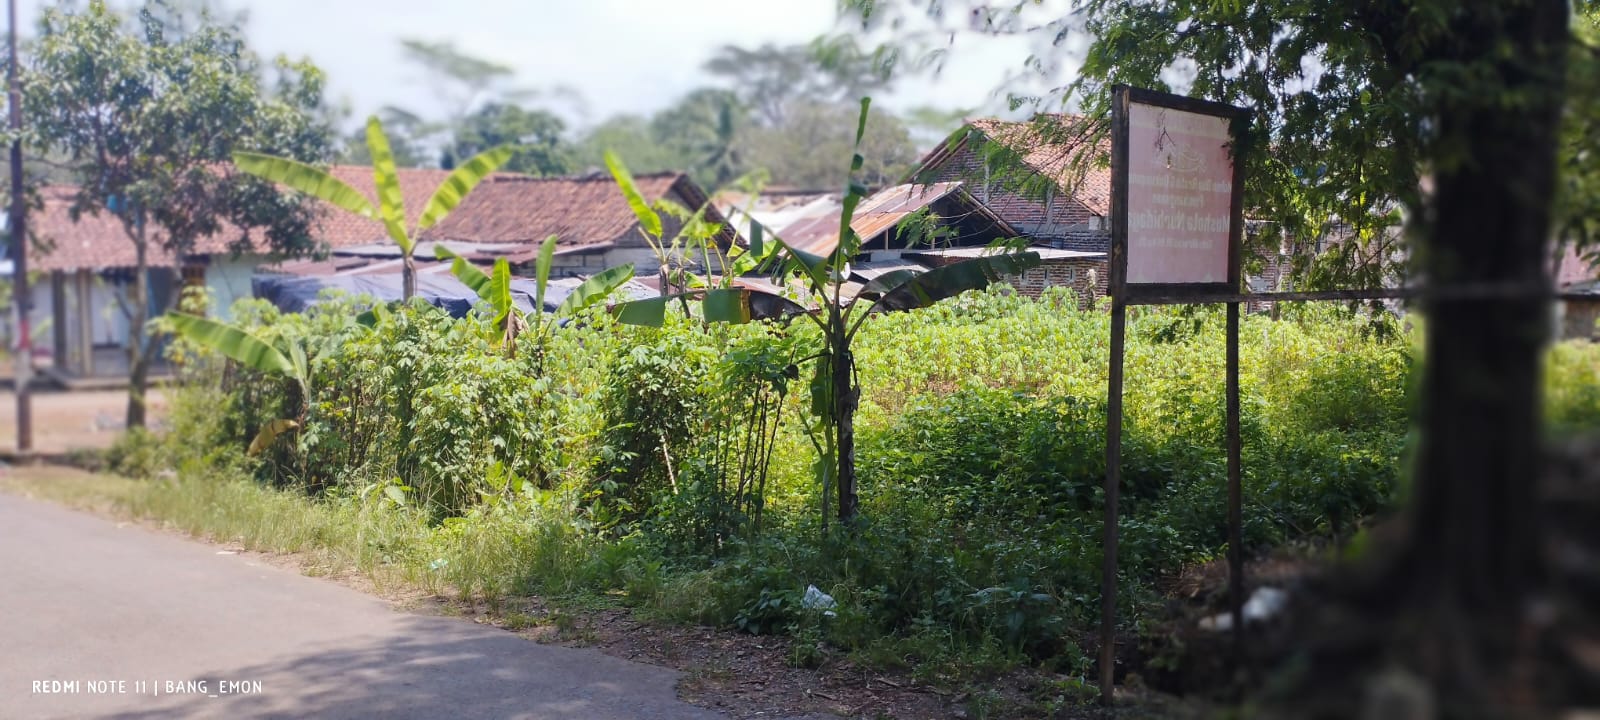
[0,491,725,720]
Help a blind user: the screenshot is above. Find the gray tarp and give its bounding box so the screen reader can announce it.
[251,273,657,317]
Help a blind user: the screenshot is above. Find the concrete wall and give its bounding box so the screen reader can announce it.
[204,255,268,319]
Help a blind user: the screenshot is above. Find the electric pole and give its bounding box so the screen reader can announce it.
[9,0,31,456]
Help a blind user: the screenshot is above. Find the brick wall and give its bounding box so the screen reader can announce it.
[1007,258,1110,308]
[915,252,1109,308]
[1562,298,1600,340]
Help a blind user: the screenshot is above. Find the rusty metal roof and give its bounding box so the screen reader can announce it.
[775,182,1017,257]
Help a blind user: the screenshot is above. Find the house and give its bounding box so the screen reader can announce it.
[775,181,1017,257]
[12,166,732,382]
[713,188,841,246]
[265,169,734,283]
[759,180,1107,306]
[9,185,283,383]
[913,115,1113,253]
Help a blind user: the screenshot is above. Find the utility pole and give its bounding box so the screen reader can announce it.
[8,0,31,456]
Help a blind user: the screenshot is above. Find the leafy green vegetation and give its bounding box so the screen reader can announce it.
[130,283,1600,692]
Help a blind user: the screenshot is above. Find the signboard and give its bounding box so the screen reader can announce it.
[1100,85,1248,706]
[1111,86,1246,300]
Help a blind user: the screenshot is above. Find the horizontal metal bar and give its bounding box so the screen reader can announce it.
[1125,284,1574,306]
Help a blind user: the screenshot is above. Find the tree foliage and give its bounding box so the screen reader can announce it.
[451,102,574,176]
[741,100,918,190]
[703,39,897,127]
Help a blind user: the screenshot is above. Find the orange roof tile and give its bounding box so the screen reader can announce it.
[26,166,724,272]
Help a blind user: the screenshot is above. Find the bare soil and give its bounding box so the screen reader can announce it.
[0,388,166,455]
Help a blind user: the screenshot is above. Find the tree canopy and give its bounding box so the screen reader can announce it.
[848,0,1592,711]
[19,0,337,426]
[703,39,896,126]
[740,100,918,189]
[450,102,572,176]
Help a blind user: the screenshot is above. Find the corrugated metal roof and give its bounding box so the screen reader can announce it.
[776,182,996,256]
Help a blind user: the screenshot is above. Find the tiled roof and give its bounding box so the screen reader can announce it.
[29,186,185,271]
[316,165,461,248]
[422,172,689,250]
[918,114,1112,217]
[27,167,721,272]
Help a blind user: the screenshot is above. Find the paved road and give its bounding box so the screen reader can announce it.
[0,491,724,720]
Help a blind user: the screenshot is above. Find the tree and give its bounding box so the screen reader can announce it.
[650,89,751,190]
[573,114,687,175]
[852,0,1588,710]
[393,38,585,170]
[340,108,430,168]
[704,39,895,127]
[20,0,336,428]
[398,38,517,133]
[741,100,919,189]
[1555,9,1600,261]
[235,117,513,301]
[452,103,573,176]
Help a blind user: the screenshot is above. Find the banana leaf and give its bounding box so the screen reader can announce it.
[605,151,663,237]
[366,117,412,253]
[612,295,671,327]
[871,251,1041,313]
[556,264,635,317]
[232,153,375,219]
[534,235,556,313]
[417,145,516,231]
[166,313,296,377]
[433,245,492,297]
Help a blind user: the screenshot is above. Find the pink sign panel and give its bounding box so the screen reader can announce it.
[1126,103,1235,285]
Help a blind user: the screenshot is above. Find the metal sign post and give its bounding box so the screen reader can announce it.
[1101,85,1249,705]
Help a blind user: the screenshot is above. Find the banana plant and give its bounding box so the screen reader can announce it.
[434,235,635,359]
[234,116,514,301]
[611,98,1041,525]
[164,312,309,457]
[605,150,773,298]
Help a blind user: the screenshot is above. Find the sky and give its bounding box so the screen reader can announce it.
[17,0,1080,139]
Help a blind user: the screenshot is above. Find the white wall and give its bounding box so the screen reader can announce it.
[205,255,267,319]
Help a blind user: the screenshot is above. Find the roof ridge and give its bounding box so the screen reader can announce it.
[484,170,685,184]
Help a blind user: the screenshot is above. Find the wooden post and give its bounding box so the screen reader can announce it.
[1100,84,1131,707]
[1101,296,1126,703]
[1226,300,1244,662]
[75,269,94,376]
[50,270,66,369]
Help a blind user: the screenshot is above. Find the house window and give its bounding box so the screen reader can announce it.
[181,264,206,288]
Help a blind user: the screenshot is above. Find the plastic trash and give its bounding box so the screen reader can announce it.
[802,584,837,617]
[1197,586,1289,632]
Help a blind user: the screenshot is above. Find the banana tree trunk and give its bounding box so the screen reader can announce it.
[832,340,859,523]
[402,253,417,301]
